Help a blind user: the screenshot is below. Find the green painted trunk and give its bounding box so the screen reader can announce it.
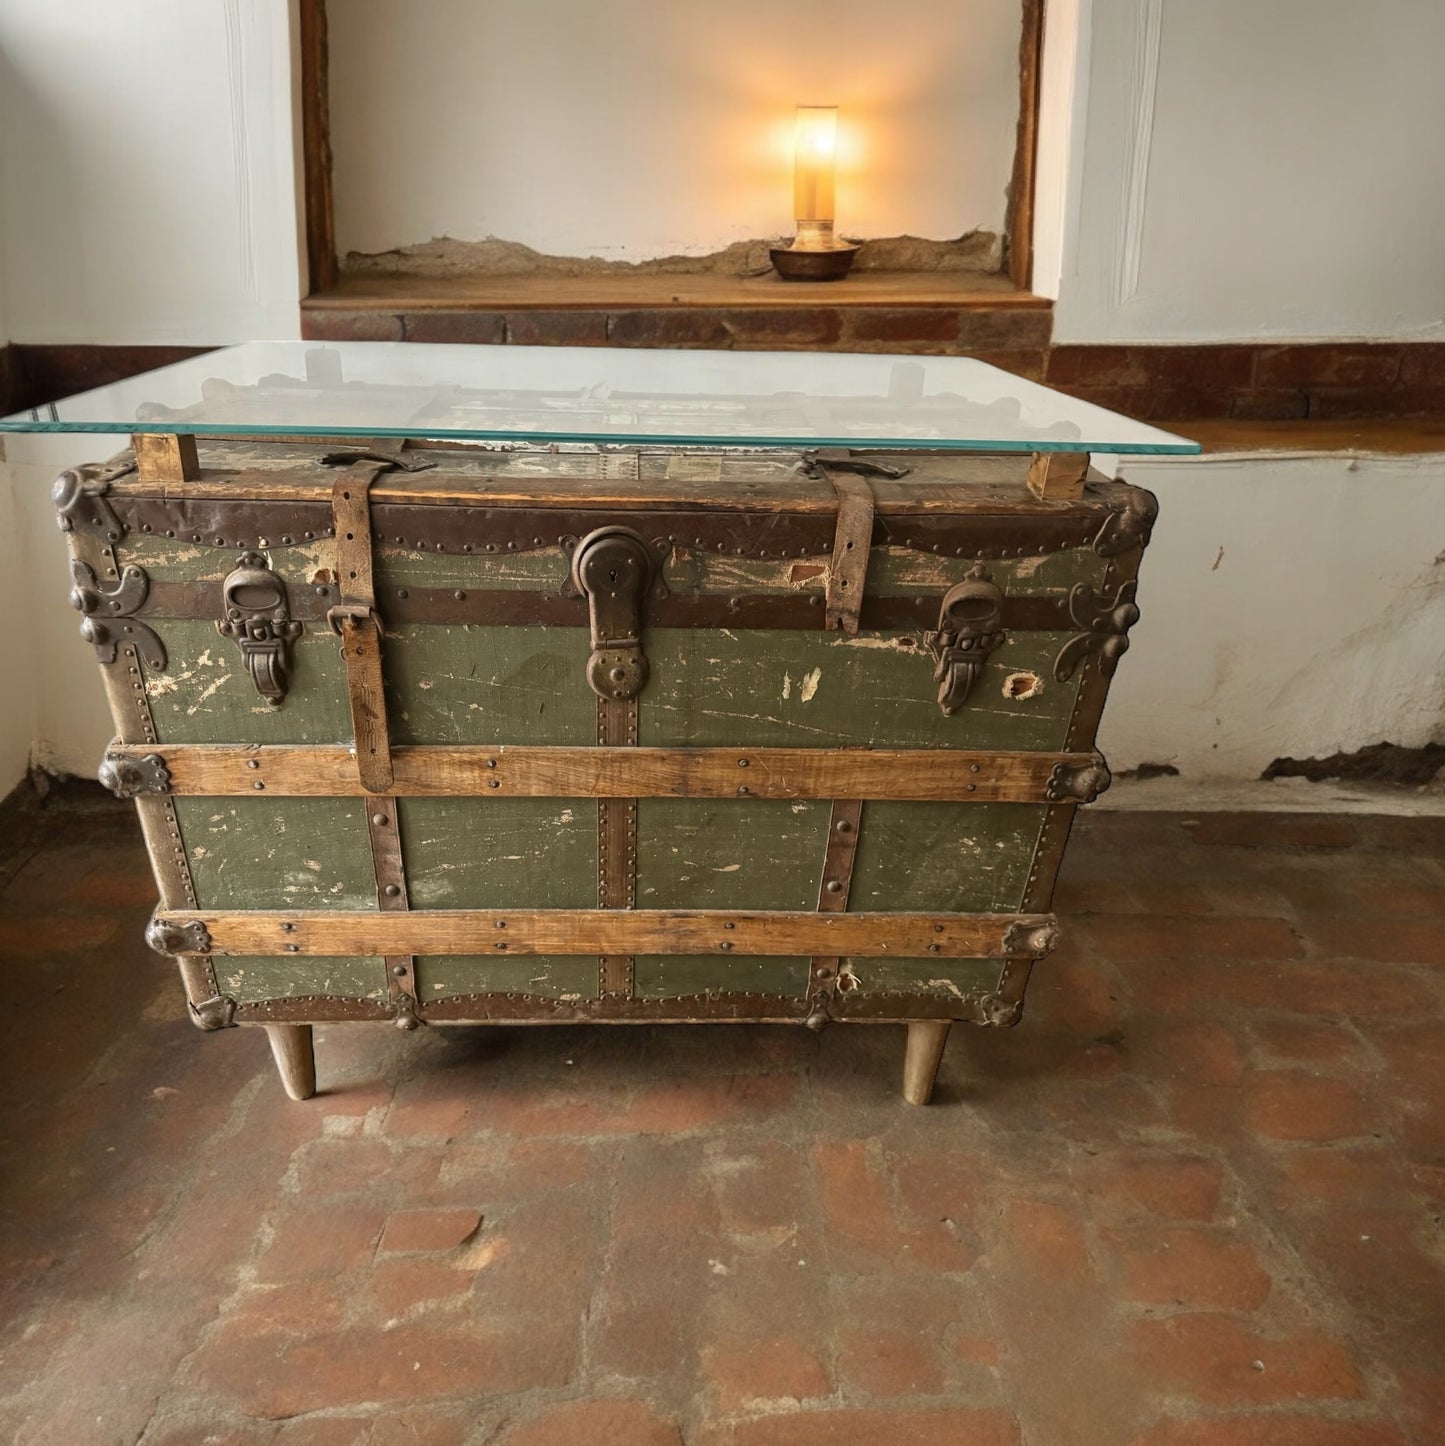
[91,440,1144,1023]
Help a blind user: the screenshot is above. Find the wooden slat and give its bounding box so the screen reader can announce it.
[133,433,199,483]
[298,0,337,294]
[159,908,1057,959]
[1007,0,1045,291]
[1026,451,1090,501]
[115,743,1099,801]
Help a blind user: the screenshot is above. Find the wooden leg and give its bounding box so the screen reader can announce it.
[264,1024,317,1101]
[902,1021,951,1106]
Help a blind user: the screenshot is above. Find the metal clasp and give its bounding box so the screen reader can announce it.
[217,551,303,705]
[925,565,1006,715]
[570,527,656,701]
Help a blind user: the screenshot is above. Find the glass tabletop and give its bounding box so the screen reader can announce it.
[0,341,1198,455]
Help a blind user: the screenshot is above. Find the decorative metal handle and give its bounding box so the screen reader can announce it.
[571,527,655,701]
[925,565,1006,715]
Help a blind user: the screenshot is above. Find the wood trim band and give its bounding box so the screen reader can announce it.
[111,743,1101,802]
[156,908,1058,959]
[298,0,338,294]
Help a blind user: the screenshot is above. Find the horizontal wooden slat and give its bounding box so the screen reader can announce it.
[115,743,1095,801]
[157,908,1057,959]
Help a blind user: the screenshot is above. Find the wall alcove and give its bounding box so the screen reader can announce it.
[297,0,1053,356]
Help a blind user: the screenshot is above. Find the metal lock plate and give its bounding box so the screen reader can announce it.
[217,551,303,704]
[571,527,656,701]
[925,565,1006,715]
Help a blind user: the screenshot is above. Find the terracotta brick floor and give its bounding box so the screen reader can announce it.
[1,792,1442,1445]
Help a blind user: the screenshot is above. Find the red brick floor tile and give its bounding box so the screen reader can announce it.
[378,1206,483,1253]
[837,1327,949,1397]
[1130,1418,1407,1446]
[1301,913,1445,964]
[191,1318,577,1417]
[362,1257,477,1321]
[1124,1315,1364,1405]
[1244,1071,1375,1142]
[253,1203,386,1283]
[1187,814,1358,849]
[703,1336,832,1412]
[1083,1151,1226,1221]
[1249,1017,1363,1066]
[713,1408,1023,1446]
[1110,1226,1273,1310]
[1005,1199,1095,1282]
[1075,914,1305,964]
[497,1397,682,1446]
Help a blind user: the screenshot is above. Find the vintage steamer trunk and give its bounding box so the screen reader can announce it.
[30,344,1192,1104]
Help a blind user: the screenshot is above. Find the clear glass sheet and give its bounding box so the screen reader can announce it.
[0,341,1198,454]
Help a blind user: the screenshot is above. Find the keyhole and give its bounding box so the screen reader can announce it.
[609,568,619,583]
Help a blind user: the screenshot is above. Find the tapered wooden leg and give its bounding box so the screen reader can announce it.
[264,1024,316,1101]
[902,1021,951,1105]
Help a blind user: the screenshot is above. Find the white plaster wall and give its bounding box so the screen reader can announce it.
[0,0,304,344]
[0,435,112,785]
[0,451,38,795]
[1052,0,1445,341]
[1100,452,1445,779]
[329,0,1023,260]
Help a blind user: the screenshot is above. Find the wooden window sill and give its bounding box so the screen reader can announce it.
[299,270,1054,354]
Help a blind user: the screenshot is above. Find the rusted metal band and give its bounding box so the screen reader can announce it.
[824,473,875,635]
[365,795,421,1029]
[807,798,865,1026]
[150,907,1060,960]
[107,742,1104,802]
[108,497,1110,561]
[330,459,395,793]
[597,696,638,998]
[138,580,1074,634]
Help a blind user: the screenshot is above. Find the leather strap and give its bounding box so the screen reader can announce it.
[824,472,874,635]
[329,458,395,794]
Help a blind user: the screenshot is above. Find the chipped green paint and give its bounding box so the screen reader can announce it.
[400,798,595,907]
[868,545,1107,595]
[636,799,825,999]
[838,957,1001,997]
[175,797,377,910]
[219,956,386,1003]
[640,628,1077,752]
[636,799,827,909]
[633,956,806,999]
[851,803,1044,913]
[377,545,568,593]
[383,624,594,745]
[414,955,598,1000]
[144,622,354,745]
[120,534,334,585]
